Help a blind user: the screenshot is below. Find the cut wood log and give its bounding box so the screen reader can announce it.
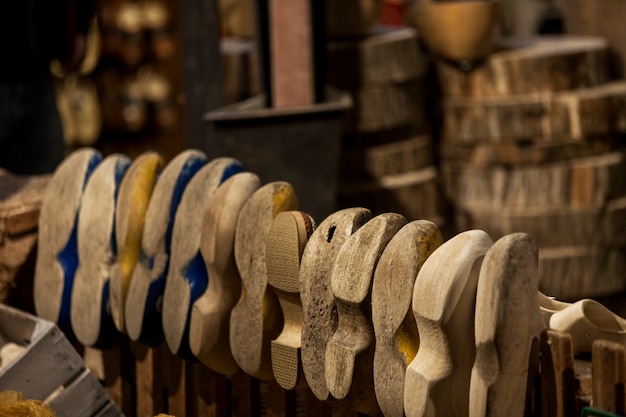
[162,157,243,358]
[230,182,298,381]
[442,81,626,143]
[109,152,164,335]
[442,151,626,212]
[469,233,543,417]
[338,166,445,224]
[189,172,261,375]
[404,229,493,417]
[327,27,426,89]
[549,299,626,356]
[344,80,427,134]
[437,36,610,98]
[34,148,102,340]
[538,246,626,300]
[371,220,442,417]
[300,208,372,402]
[124,150,207,346]
[455,196,626,248]
[339,135,433,183]
[267,211,315,390]
[71,154,131,348]
[440,138,614,167]
[325,212,407,415]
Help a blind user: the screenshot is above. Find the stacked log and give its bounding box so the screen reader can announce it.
[438,35,626,301]
[328,27,448,230]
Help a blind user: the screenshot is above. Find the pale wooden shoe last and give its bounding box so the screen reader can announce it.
[34,148,102,340]
[230,182,298,380]
[300,207,372,401]
[404,229,493,417]
[325,212,407,415]
[110,152,164,335]
[125,150,207,346]
[189,172,261,375]
[71,154,131,348]
[162,157,243,358]
[372,220,442,417]
[469,233,543,417]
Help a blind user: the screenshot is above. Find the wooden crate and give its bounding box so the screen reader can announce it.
[0,303,123,417]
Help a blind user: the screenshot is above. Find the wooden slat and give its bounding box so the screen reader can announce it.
[546,330,577,417]
[592,340,626,415]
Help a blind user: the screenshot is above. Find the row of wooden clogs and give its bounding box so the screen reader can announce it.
[33,148,626,417]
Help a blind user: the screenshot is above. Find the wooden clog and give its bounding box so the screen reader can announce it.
[404,229,493,417]
[109,152,164,335]
[371,220,442,417]
[538,291,570,328]
[71,154,131,348]
[267,211,315,390]
[125,150,207,346]
[34,148,103,340]
[325,212,407,414]
[549,299,626,356]
[162,157,243,358]
[189,172,261,375]
[229,182,298,380]
[469,233,543,417]
[300,207,372,401]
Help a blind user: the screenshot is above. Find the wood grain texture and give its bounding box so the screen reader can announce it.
[339,135,433,183]
[327,27,426,89]
[267,211,315,390]
[189,172,261,375]
[591,340,626,415]
[71,154,130,348]
[469,233,543,417]
[325,212,407,414]
[442,81,626,143]
[437,36,610,98]
[455,196,626,248]
[404,229,493,417]
[344,80,426,134]
[230,182,298,380]
[125,150,207,346]
[545,330,577,417]
[538,246,626,300]
[371,220,442,417]
[34,148,102,340]
[162,157,243,358]
[338,166,445,225]
[109,152,164,335]
[442,151,626,212]
[269,0,314,107]
[300,208,372,402]
[549,299,626,356]
[440,139,614,167]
